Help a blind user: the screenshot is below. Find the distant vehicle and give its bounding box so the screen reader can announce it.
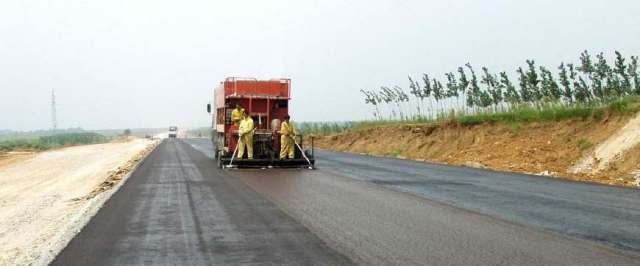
[207,77,314,169]
[168,126,178,138]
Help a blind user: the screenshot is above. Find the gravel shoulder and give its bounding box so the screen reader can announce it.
[0,139,156,266]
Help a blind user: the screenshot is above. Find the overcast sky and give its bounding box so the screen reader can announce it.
[1,0,639,131]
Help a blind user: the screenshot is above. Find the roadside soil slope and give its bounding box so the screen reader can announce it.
[0,139,156,266]
[314,114,640,187]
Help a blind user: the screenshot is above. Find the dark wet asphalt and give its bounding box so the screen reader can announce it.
[51,140,352,265]
[315,150,640,253]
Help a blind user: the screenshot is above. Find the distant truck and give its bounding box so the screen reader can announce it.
[206,77,314,168]
[168,126,178,138]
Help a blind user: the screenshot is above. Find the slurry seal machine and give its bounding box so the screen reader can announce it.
[207,77,315,169]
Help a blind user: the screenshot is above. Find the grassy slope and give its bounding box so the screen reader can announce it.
[311,98,640,187]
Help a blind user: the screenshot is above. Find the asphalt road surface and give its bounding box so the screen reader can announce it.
[52,139,352,265]
[315,150,640,253]
[53,139,639,265]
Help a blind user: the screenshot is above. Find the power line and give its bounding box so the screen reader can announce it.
[51,89,57,130]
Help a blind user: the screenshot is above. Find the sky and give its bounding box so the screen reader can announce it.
[1,0,639,131]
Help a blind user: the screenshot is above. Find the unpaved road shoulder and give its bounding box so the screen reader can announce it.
[0,139,156,266]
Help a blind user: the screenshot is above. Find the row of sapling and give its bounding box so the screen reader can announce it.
[297,122,355,135]
[361,51,640,120]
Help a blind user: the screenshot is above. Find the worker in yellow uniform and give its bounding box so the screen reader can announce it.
[279,115,297,160]
[237,113,254,159]
[231,104,244,126]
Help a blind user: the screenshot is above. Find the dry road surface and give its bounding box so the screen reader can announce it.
[52,139,640,265]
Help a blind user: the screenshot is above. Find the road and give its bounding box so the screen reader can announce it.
[316,150,640,253]
[52,139,351,265]
[53,139,639,265]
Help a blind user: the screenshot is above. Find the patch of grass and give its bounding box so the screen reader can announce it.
[454,104,607,126]
[577,138,593,150]
[0,133,107,152]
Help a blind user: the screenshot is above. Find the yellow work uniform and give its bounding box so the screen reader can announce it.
[279,121,297,159]
[237,117,254,159]
[231,108,244,125]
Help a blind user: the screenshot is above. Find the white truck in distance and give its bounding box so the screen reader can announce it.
[168,126,178,138]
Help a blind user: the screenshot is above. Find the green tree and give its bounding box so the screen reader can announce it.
[595,52,614,98]
[558,63,573,104]
[466,63,481,108]
[525,60,542,102]
[445,72,460,112]
[457,67,470,111]
[445,72,459,98]
[361,89,382,119]
[408,76,425,115]
[540,67,561,102]
[569,63,591,103]
[422,74,433,117]
[432,78,444,103]
[380,86,398,118]
[432,78,445,113]
[393,86,410,120]
[614,51,631,95]
[628,56,640,94]
[578,50,605,100]
[481,67,502,108]
[578,50,595,74]
[517,67,532,104]
[479,91,493,108]
[422,74,433,98]
[500,71,520,105]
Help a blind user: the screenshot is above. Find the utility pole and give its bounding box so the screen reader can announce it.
[51,89,57,131]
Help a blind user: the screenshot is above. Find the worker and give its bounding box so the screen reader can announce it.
[231,104,244,126]
[279,114,297,160]
[237,113,254,159]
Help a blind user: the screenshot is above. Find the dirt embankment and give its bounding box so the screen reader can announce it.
[0,138,158,266]
[314,114,640,188]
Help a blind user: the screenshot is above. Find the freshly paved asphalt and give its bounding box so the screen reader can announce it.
[52,139,639,265]
[52,140,352,265]
[315,150,640,253]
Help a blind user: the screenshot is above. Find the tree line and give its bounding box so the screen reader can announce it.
[361,51,640,120]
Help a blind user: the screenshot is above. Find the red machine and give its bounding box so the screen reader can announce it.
[206,77,314,168]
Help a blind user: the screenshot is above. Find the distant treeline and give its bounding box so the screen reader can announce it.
[297,122,355,135]
[0,132,108,152]
[0,128,85,141]
[0,127,171,141]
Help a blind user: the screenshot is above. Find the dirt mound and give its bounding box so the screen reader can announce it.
[572,114,640,174]
[314,114,639,187]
